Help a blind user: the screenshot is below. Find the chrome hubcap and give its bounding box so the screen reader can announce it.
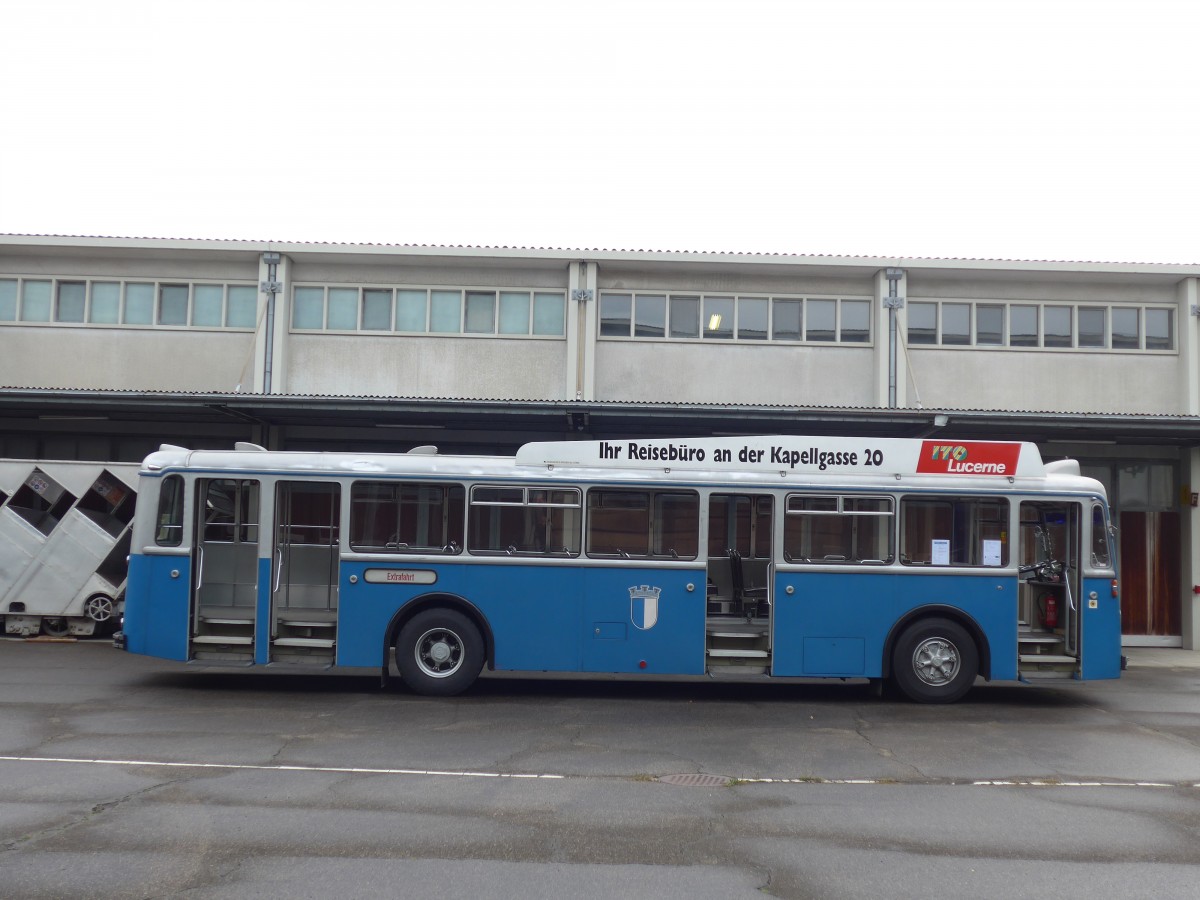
[414,627,463,678]
[912,637,959,686]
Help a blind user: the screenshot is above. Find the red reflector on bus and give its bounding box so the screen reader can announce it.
[1111,579,1119,598]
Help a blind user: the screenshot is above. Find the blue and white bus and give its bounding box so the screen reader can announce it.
[119,435,1121,703]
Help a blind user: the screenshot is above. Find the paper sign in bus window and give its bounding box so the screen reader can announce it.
[983,540,1002,566]
[931,540,950,565]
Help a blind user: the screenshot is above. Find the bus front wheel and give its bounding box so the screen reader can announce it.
[395,609,484,696]
[891,617,978,704]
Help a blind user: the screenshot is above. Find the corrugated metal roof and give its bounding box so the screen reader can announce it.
[2,233,1197,268]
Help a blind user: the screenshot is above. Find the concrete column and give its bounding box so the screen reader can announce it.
[250,252,291,395]
[1185,448,1200,650]
[874,268,909,408]
[1179,278,1199,415]
[566,261,598,401]
[1178,279,1200,650]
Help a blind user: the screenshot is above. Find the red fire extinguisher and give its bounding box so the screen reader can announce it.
[1040,593,1059,629]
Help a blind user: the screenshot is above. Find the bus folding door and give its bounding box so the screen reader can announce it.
[191,479,260,661]
[270,482,340,665]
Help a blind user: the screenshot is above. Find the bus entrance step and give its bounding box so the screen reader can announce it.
[1019,653,1076,664]
[708,665,769,678]
[192,634,253,645]
[1018,634,1063,644]
[707,648,769,659]
[707,631,768,640]
[273,637,335,649]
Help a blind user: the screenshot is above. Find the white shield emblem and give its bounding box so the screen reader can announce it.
[629,585,661,630]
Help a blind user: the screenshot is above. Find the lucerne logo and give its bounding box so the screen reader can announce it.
[628,585,661,630]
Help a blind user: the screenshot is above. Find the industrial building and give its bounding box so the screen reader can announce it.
[1,234,1196,647]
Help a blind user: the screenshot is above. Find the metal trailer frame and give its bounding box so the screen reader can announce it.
[0,460,139,637]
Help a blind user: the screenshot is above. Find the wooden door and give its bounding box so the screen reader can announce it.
[1119,511,1180,636]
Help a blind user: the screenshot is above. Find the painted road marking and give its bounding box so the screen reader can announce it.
[0,756,1195,788]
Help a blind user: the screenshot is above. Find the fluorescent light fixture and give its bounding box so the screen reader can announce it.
[707,314,722,331]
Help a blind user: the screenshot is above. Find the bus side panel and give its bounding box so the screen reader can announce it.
[335,561,586,671]
[772,571,1017,680]
[255,555,272,666]
[124,553,190,662]
[1080,574,1122,680]
[582,565,706,675]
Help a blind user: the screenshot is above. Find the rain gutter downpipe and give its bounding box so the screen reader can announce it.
[884,267,905,408]
[261,252,282,394]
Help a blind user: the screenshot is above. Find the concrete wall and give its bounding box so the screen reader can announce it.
[0,326,255,392]
[595,342,877,405]
[286,334,568,400]
[906,349,1182,414]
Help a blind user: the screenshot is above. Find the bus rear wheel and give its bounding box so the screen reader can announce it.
[396,609,484,696]
[891,617,978,704]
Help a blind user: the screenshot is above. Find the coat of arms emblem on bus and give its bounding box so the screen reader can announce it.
[629,585,661,630]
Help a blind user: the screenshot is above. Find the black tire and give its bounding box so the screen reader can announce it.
[41,617,70,638]
[395,608,484,696]
[891,617,979,704]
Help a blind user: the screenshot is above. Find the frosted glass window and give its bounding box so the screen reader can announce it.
[159,285,189,325]
[0,279,15,320]
[976,304,1003,345]
[124,284,154,324]
[907,302,936,344]
[56,282,86,322]
[1009,305,1037,347]
[89,282,120,323]
[533,292,564,335]
[600,292,632,336]
[635,294,666,337]
[192,285,224,326]
[738,298,768,340]
[1078,307,1105,348]
[669,295,699,338]
[362,289,393,330]
[226,286,257,328]
[0,283,16,326]
[498,291,530,334]
[292,287,324,329]
[395,289,427,331]
[430,290,461,332]
[327,288,358,330]
[20,280,51,321]
[1111,308,1139,349]
[806,299,835,341]
[1146,309,1172,350]
[773,299,801,340]
[1043,306,1072,347]
[1118,463,1175,511]
[941,303,970,345]
[840,300,870,342]
[703,296,734,340]
[465,291,496,333]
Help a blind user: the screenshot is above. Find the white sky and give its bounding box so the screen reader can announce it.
[2,0,1198,263]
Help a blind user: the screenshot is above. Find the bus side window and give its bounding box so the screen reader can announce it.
[900,496,1007,566]
[156,475,184,546]
[1091,503,1111,567]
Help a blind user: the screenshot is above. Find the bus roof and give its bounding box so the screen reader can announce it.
[141,436,1076,488]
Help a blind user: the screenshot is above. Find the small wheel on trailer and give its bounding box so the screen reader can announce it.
[891,617,979,704]
[41,617,70,638]
[395,608,484,696]
[85,594,117,623]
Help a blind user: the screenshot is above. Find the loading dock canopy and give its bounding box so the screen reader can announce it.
[4,388,1200,454]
